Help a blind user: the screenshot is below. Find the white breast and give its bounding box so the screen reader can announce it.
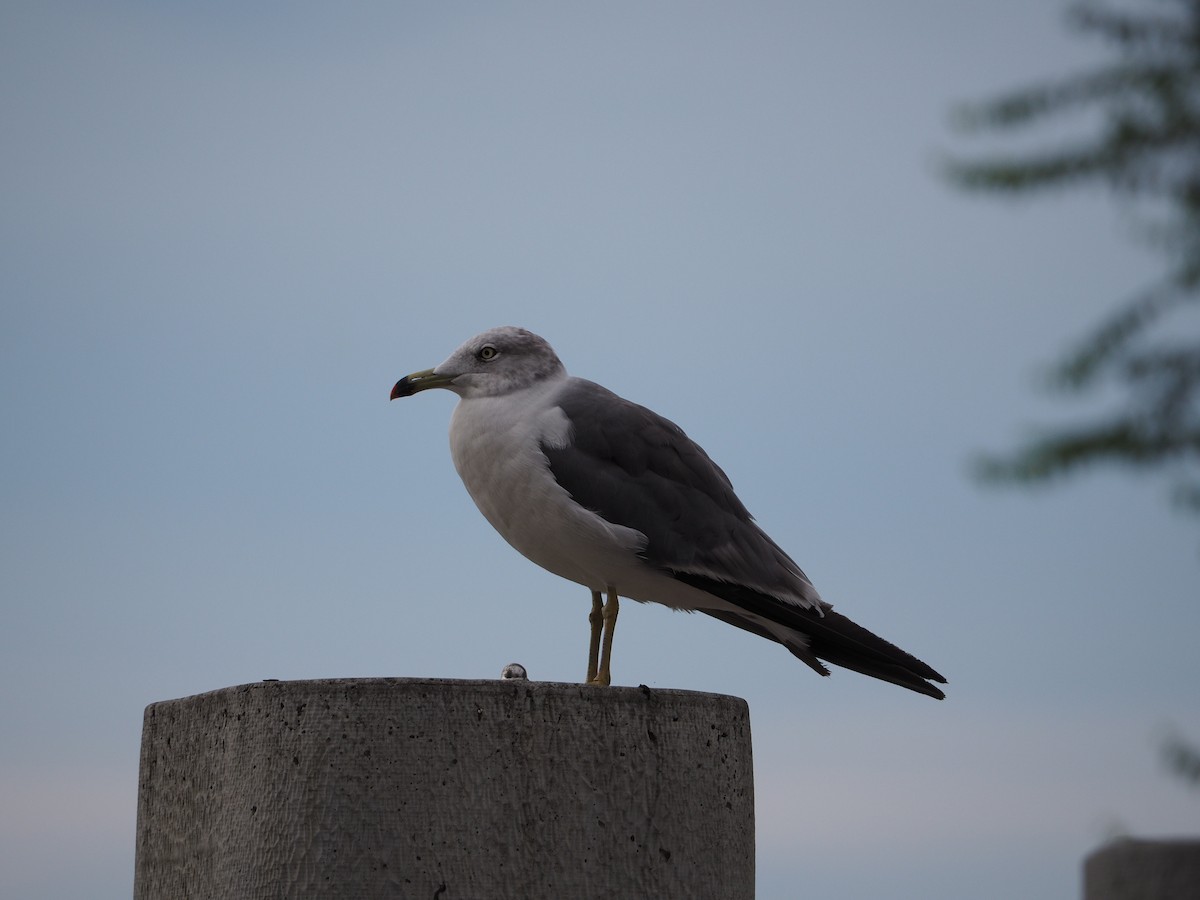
[447,380,647,593]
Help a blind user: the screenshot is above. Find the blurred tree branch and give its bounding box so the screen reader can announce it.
[1162,728,1200,787]
[945,0,1200,516]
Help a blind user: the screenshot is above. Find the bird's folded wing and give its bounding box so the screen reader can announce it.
[541,378,947,699]
[540,378,820,608]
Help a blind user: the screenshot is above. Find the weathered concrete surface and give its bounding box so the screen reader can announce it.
[1084,838,1200,900]
[133,678,754,900]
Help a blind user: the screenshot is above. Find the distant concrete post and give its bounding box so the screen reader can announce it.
[1084,838,1200,900]
[133,678,754,900]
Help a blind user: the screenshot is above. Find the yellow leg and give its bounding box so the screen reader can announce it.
[585,590,603,683]
[591,589,620,686]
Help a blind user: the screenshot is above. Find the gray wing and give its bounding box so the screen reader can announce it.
[540,377,818,605]
[541,378,948,699]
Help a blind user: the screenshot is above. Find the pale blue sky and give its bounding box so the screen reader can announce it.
[2,3,1197,899]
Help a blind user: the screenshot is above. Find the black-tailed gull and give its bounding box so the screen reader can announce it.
[391,326,946,699]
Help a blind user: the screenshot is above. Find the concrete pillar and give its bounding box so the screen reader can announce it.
[1084,838,1200,900]
[133,678,754,899]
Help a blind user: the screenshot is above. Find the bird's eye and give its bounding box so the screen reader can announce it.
[478,345,498,361]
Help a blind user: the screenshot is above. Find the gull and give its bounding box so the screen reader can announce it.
[391,326,946,698]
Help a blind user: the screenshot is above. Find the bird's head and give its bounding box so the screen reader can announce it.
[390,326,567,401]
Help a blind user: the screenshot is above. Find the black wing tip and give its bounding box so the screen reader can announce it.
[790,639,947,699]
[791,606,948,699]
[683,573,948,699]
[914,679,947,701]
